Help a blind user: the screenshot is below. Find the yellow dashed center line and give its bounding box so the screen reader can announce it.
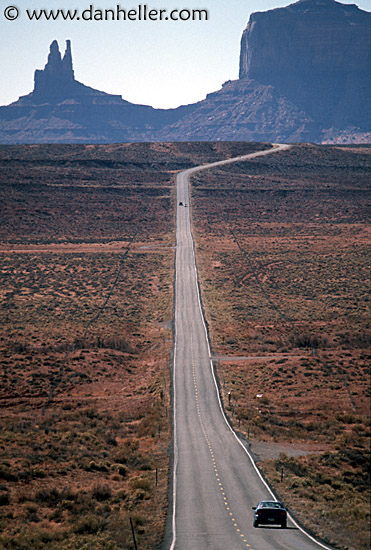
[191,357,254,550]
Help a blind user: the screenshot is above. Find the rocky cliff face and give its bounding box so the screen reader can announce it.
[158,0,370,143]
[238,0,371,130]
[239,0,370,80]
[0,0,369,144]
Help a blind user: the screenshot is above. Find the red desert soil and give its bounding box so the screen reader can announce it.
[0,142,369,550]
[190,143,370,550]
[0,142,266,550]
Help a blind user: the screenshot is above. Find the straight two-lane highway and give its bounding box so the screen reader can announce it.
[168,144,336,550]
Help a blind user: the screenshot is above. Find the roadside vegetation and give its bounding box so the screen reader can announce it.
[0,141,264,549]
[191,144,370,550]
[2,141,369,549]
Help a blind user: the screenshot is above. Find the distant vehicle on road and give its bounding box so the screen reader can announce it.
[179,201,183,206]
[252,500,287,528]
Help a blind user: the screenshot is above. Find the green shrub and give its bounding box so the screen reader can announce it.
[74,513,106,534]
[129,476,151,492]
[35,488,61,506]
[112,439,139,466]
[0,492,10,506]
[92,484,112,502]
[86,461,109,472]
[25,503,40,522]
[275,454,308,477]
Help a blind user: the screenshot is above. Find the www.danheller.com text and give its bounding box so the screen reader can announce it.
[3,4,210,22]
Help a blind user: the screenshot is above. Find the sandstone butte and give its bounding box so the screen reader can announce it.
[0,0,370,144]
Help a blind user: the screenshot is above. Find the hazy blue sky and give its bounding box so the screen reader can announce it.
[1,0,370,108]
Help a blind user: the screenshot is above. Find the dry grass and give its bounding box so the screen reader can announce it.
[191,143,371,550]
[0,246,174,549]
[0,141,266,549]
[1,141,369,549]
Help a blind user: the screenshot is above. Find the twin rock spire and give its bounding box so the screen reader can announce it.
[33,40,75,97]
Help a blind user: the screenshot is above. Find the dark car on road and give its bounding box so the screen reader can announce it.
[252,500,287,528]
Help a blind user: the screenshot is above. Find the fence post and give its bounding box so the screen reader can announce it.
[130,517,139,550]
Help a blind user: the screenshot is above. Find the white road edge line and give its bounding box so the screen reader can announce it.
[170,235,179,550]
[170,143,335,550]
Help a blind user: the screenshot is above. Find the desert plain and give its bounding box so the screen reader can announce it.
[0,142,369,550]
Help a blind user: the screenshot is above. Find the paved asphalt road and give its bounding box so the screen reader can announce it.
[168,145,337,550]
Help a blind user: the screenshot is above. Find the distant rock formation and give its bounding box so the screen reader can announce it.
[0,0,370,144]
[238,0,371,133]
[239,0,370,81]
[160,0,370,143]
[155,78,318,143]
[0,40,195,143]
[20,40,123,105]
[33,40,75,98]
